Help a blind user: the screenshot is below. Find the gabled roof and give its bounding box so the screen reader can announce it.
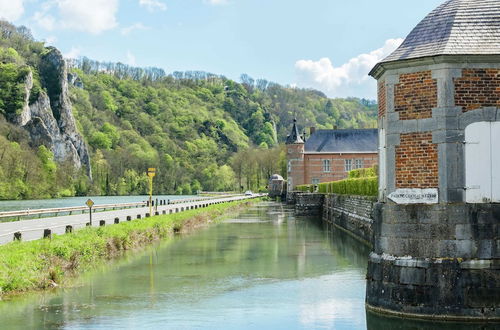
[285,119,304,144]
[305,129,378,153]
[379,0,500,64]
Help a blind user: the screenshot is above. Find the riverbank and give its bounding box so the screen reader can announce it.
[0,198,260,297]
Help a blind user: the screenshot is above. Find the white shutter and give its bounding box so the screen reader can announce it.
[492,122,500,202]
[465,122,492,203]
[378,128,386,200]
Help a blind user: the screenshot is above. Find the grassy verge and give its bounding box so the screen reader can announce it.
[0,198,259,296]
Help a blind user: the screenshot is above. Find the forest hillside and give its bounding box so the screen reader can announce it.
[0,21,377,199]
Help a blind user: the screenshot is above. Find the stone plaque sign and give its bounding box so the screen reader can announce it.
[388,188,438,204]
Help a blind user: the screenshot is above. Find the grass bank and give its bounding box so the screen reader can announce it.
[0,198,259,296]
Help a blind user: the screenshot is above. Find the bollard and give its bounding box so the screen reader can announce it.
[43,229,52,239]
[146,213,150,218]
[65,225,73,233]
[127,215,132,221]
[13,232,21,241]
[114,217,120,224]
[137,214,141,219]
[99,220,105,227]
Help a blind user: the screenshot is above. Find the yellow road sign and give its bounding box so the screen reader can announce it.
[147,168,156,177]
[86,199,94,208]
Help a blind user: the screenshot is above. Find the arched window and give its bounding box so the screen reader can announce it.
[465,121,500,203]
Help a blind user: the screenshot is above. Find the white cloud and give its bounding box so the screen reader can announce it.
[0,0,25,21]
[64,46,81,59]
[33,11,55,30]
[139,0,167,11]
[126,50,136,66]
[34,0,118,34]
[294,38,404,99]
[203,0,229,5]
[121,22,149,35]
[57,0,118,34]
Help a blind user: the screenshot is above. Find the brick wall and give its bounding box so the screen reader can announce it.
[304,153,378,184]
[378,80,386,118]
[454,68,500,112]
[395,132,438,188]
[287,144,305,189]
[394,71,437,120]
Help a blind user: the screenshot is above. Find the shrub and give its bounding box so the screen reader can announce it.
[296,184,314,192]
[348,166,377,179]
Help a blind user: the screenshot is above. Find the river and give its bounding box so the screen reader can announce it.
[0,202,493,329]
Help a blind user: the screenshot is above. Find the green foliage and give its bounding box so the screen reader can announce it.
[89,131,112,149]
[348,166,377,178]
[0,62,29,117]
[296,184,314,193]
[318,177,378,196]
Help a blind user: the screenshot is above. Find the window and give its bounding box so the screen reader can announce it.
[355,159,364,169]
[323,159,331,172]
[288,161,292,173]
[344,159,352,172]
[312,178,320,185]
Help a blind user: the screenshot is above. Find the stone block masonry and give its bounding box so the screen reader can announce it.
[323,194,375,244]
[295,193,324,216]
[378,80,386,118]
[454,68,500,112]
[394,71,437,120]
[395,132,438,188]
[366,203,500,319]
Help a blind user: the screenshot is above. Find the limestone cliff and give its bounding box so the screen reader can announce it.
[12,47,91,177]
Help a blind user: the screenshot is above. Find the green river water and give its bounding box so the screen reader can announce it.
[0,202,494,329]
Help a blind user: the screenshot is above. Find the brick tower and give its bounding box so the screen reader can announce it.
[286,119,305,191]
[367,0,500,320]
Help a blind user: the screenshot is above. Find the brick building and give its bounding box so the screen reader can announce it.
[285,119,378,190]
[366,0,500,319]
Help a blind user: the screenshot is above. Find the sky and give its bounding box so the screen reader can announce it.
[0,0,445,99]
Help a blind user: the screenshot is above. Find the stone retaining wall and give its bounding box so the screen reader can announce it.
[295,193,324,216]
[323,194,376,244]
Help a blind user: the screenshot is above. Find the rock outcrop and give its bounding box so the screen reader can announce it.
[12,47,91,177]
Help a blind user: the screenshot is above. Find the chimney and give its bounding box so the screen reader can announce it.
[310,127,316,135]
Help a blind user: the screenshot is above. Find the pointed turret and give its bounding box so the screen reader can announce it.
[285,119,304,144]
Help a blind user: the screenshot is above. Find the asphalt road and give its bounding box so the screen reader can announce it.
[0,194,260,245]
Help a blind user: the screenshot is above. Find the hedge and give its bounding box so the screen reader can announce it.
[296,184,314,192]
[318,176,378,196]
[348,166,377,179]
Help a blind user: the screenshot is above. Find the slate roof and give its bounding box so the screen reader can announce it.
[382,0,500,63]
[304,129,378,153]
[285,119,304,144]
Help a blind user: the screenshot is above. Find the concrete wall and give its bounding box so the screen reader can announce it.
[323,194,375,244]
